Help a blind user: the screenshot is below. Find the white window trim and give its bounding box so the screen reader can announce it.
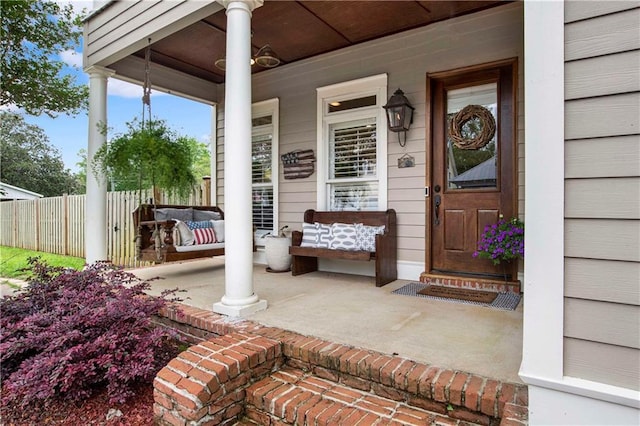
[316,74,388,210]
[252,98,279,241]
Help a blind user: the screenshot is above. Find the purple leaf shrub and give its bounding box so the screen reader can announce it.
[0,259,181,409]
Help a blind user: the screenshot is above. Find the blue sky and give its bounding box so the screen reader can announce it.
[16,1,213,173]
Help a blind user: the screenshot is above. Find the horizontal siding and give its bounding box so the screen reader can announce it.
[564,337,640,390]
[87,1,159,47]
[565,135,640,178]
[565,178,640,219]
[563,4,640,390]
[565,92,640,140]
[565,50,640,99]
[565,8,640,61]
[565,258,640,304]
[565,1,640,23]
[565,219,640,262]
[565,298,639,348]
[85,1,223,67]
[221,2,525,272]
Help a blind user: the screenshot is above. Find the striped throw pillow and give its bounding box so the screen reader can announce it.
[193,227,217,245]
[300,222,318,247]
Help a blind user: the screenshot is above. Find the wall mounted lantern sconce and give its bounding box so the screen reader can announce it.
[383,88,414,147]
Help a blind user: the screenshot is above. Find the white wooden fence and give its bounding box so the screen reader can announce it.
[0,183,210,268]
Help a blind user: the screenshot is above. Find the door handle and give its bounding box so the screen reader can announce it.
[434,194,441,225]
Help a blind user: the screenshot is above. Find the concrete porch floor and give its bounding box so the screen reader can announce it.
[132,257,523,384]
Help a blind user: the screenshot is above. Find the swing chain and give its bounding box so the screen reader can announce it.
[141,38,152,129]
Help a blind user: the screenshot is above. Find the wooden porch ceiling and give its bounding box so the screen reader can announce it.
[126,1,508,85]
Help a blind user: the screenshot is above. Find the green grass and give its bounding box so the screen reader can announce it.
[0,246,85,279]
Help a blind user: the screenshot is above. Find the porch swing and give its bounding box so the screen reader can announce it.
[129,40,228,263]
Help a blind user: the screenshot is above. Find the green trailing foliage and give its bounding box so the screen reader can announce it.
[92,118,198,202]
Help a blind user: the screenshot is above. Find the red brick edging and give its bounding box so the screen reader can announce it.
[154,332,282,424]
[153,303,528,425]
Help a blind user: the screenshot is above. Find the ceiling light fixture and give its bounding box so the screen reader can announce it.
[214,58,227,70]
[214,44,281,71]
[254,44,280,68]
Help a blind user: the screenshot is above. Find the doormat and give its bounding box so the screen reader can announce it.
[392,282,521,311]
[418,285,498,304]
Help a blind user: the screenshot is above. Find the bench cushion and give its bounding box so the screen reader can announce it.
[155,207,193,222]
[193,209,222,221]
[175,242,225,252]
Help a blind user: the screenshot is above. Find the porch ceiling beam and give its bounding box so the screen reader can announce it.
[109,55,219,104]
[142,49,223,84]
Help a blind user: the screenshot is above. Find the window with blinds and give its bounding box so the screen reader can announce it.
[328,118,378,210]
[317,75,387,211]
[252,187,273,231]
[252,129,273,232]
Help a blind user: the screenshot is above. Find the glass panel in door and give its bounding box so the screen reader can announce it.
[446,83,498,190]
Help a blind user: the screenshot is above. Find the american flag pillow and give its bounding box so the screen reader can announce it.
[192,227,217,244]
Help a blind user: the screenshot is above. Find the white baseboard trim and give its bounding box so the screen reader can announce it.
[520,372,640,409]
[254,252,425,282]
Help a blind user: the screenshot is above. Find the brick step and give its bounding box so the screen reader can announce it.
[154,305,528,425]
[242,367,484,426]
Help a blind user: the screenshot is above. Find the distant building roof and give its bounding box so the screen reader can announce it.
[0,182,44,200]
[449,157,496,188]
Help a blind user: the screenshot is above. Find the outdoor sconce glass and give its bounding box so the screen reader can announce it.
[383,88,414,147]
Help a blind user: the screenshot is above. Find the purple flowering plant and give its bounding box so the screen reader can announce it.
[473,216,524,265]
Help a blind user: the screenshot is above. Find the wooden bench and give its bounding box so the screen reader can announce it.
[132,204,225,263]
[289,209,397,287]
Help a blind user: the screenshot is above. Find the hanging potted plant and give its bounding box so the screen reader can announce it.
[92,118,197,261]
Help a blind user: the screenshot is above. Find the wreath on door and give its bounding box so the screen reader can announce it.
[448,104,496,150]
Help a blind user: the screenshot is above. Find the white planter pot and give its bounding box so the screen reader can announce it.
[265,236,292,272]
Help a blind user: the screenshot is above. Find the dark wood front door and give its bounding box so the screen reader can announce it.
[427,60,517,277]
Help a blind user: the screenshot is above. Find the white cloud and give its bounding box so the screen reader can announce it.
[108,79,167,99]
[108,79,143,98]
[60,49,83,68]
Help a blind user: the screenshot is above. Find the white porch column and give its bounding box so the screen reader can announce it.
[213,0,267,317]
[84,66,113,264]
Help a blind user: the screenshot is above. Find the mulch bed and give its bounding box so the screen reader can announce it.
[0,382,155,425]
